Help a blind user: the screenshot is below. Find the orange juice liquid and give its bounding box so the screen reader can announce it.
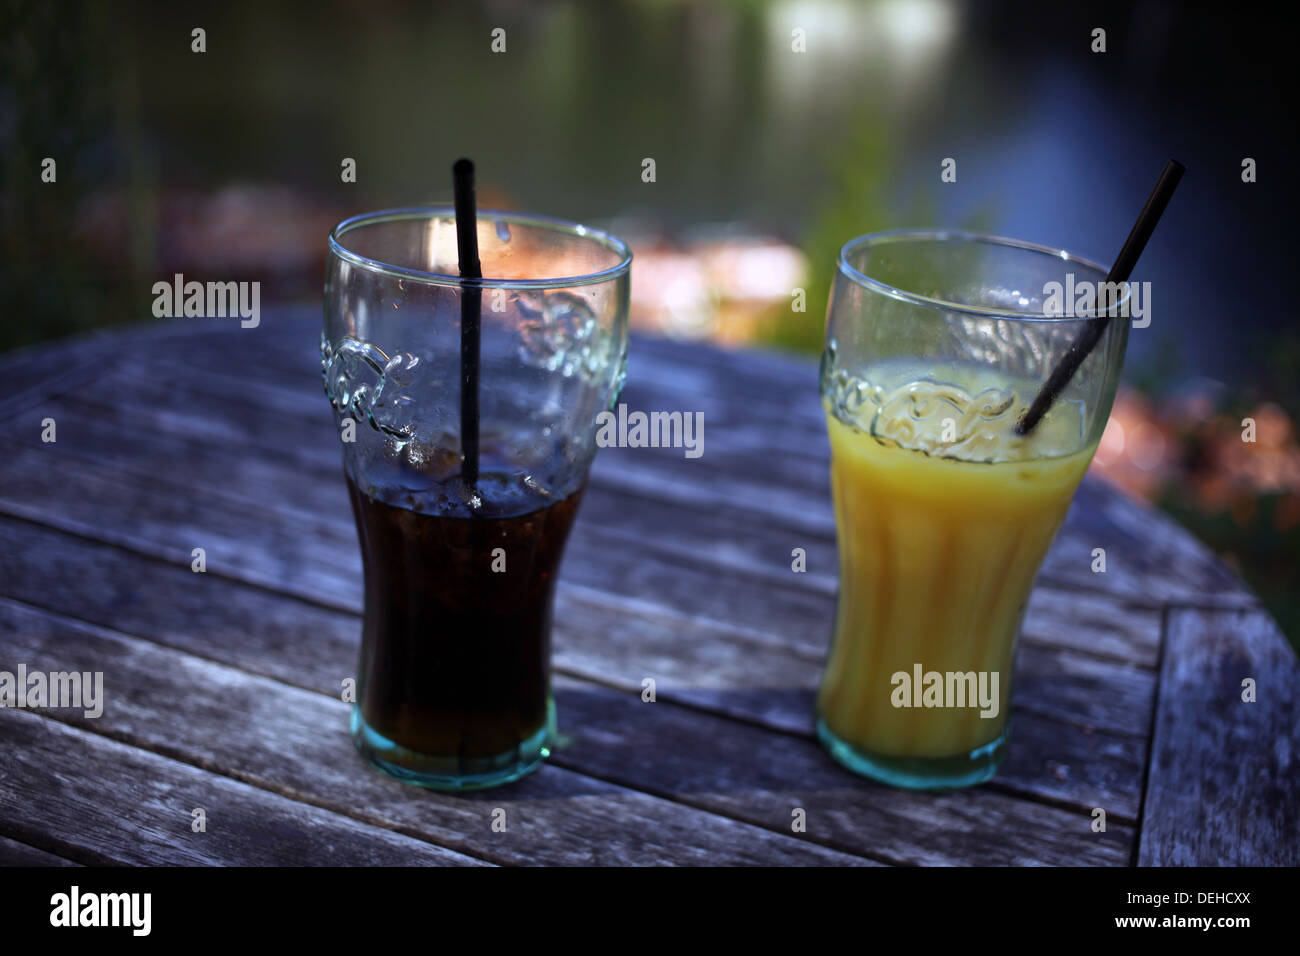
[818,362,1097,759]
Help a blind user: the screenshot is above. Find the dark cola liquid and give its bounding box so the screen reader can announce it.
[347,471,584,762]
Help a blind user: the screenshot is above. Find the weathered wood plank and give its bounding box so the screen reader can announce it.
[548,674,1134,866]
[0,516,1148,818]
[124,345,837,485]
[0,403,1159,733]
[0,513,357,689]
[555,595,1150,817]
[0,395,1160,820]
[1019,589,1161,667]
[0,598,873,866]
[0,431,1157,743]
[94,357,846,537]
[26,388,1164,671]
[1047,479,1257,609]
[0,316,232,417]
[0,834,79,867]
[0,441,360,604]
[134,309,833,436]
[0,708,488,866]
[100,325,1260,610]
[4,387,1166,746]
[0,337,112,419]
[2,309,1273,867]
[1138,607,1300,866]
[1,597,1135,865]
[88,321,1254,616]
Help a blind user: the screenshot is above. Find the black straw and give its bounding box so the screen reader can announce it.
[1016,159,1185,435]
[453,158,482,485]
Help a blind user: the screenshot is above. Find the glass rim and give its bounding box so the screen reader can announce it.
[328,205,633,290]
[837,228,1129,322]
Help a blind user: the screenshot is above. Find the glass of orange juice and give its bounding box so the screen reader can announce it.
[817,230,1129,789]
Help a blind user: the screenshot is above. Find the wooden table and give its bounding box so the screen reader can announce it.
[1,307,1295,867]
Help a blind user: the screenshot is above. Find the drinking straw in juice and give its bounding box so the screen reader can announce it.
[818,360,1096,766]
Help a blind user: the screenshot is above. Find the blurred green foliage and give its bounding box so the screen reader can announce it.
[0,0,143,350]
[761,111,992,357]
[768,113,898,355]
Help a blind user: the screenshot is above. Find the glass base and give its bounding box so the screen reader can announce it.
[351,700,555,791]
[816,718,1008,790]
